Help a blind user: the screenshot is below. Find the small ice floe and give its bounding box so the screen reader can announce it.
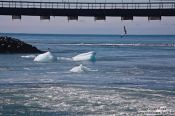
[70,64,97,73]
[21,55,36,59]
[34,51,57,62]
[72,51,96,62]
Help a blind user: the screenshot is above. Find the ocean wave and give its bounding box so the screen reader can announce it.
[0,67,9,71]
[55,43,175,47]
[46,72,58,74]
[114,87,175,95]
[21,55,36,59]
[24,67,32,70]
[1,85,173,115]
[57,57,73,61]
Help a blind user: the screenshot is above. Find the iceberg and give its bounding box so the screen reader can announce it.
[70,64,90,73]
[72,51,96,62]
[70,64,98,73]
[34,51,57,62]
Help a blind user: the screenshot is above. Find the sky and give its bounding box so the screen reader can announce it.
[0,0,175,35]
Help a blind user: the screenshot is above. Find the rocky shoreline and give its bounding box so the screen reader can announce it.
[0,36,43,53]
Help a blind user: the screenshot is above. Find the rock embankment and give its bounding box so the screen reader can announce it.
[0,36,43,53]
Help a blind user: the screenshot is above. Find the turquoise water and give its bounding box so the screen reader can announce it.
[0,34,175,115]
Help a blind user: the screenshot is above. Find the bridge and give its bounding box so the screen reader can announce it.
[0,0,175,20]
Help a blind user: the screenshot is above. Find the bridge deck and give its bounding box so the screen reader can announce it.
[0,1,175,16]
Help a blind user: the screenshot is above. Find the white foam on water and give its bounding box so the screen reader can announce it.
[129,67,145,75]
[57,43,175,47]
[34,51,57,63]
[46,72,58,74]
[24,67,32,70]
[39,79,54,83]
[1,84,174,115]
[72,51,96,62]
[21,55,36,59]
[57,57,73,61]
[17,85,175,115]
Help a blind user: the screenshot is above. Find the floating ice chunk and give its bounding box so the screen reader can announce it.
[70,64,97,73]
[70,64,89,73]
[21,55,36,59]
[34,51,57,62]
[72,51,96,62]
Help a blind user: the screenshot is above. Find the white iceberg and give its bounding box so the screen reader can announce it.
[70,64,97,73]
[34,51,57,62]
[72,51,96,62]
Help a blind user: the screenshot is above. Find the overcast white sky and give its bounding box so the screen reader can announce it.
[0,0,175,35]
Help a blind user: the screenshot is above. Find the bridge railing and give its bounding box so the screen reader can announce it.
[0,1,175,9]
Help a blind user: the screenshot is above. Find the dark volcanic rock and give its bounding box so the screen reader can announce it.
[0,36,43,53]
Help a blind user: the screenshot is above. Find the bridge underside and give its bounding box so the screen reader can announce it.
[0,8,175,17]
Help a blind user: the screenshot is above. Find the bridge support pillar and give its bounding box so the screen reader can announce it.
[94,16,106,21]
[148,16,161,21]
[40,16,50,20]
[68,16,78,21]
[121,16,133,20]
[12,15,21,20]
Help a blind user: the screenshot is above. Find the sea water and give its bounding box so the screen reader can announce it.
[0,33,175,115]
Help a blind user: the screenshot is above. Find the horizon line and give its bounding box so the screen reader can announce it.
[1,32,175,36]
